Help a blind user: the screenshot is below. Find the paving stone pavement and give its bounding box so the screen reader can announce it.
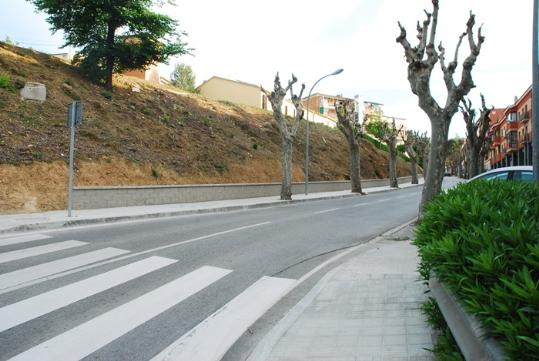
[253,224,435,361]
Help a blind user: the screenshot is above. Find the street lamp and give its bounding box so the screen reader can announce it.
[304,68,344,194]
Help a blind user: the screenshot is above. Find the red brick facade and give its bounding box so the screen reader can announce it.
[488,86,533,168]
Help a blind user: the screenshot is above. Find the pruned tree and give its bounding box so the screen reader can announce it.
[396,0,484,213]
[371,118,403,188]
[479,132,492,173]
[30,0,189,92]
[335,100,365,194]
[261,73,305,200]
[459,94,492,178]
[401,130,429,184]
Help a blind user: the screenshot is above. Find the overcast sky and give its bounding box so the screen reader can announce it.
[1,0,533,137]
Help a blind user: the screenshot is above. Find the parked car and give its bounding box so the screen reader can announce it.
[468,166,533,182]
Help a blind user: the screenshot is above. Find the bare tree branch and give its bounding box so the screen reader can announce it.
[396,0,484,214]
[290,83,305,136]
[428,0,438,48]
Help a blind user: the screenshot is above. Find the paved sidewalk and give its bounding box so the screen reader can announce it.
[0,181,422,234]
[249,224,435,361]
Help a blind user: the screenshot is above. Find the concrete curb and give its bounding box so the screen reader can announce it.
[429,276,506,361]
[0,186,413,235]
[246,217,418,361]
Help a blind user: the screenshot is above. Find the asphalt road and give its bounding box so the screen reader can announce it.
[0,184,425,361]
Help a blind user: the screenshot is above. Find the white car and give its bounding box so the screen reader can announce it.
[468,166,534,182]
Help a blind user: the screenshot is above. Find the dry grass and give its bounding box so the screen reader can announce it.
[0,42,411,213]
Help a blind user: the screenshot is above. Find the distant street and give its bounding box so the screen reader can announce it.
[0,185,424,361]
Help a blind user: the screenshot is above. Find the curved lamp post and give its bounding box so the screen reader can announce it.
[304,68,344,194]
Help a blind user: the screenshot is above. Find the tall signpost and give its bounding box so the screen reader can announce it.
[67,101,83,217]
[534,0,539,180]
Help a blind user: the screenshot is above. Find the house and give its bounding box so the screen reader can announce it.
[301,93,353,120]
[122,63,161,84]
[487,86,533,168]
[301,94,407,137]
[197,75,302,120]
[197,76,267,109]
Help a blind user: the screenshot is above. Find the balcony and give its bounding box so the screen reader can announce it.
[490,152,505,166]
[507,142,519,152]
[492,136,503,146]
[506,130,518,151]
[506,121,519,131]
[519,110,530,122]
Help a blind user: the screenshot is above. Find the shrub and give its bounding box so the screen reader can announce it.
[0,74,14,90]
[422,298,464,360]
[414,180,539,359]
[151,165,159,178]
[363,133,409,162]
[100,90,113,100]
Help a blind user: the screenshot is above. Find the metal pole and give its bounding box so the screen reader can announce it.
[304,69,344,195]
[67,106,75,217]
[305,97,310,195]
[533,0,539,180]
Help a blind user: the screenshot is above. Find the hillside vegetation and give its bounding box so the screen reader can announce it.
[0,42,411,213]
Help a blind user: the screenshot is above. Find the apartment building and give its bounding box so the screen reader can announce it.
[488,86,533,168]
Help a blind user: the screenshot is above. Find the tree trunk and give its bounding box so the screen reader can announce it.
[410,159,418,184]
[281,137,293,200]
[350,140,363,193]
[104,23,116,92]
[468,145,480,178]
[420,120,448,215]
[388,139,398,188]
[422,146,429,179]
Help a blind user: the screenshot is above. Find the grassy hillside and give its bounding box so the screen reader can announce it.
[0,42,411,213]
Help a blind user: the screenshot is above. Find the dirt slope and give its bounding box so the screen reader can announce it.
[0,42,411,213]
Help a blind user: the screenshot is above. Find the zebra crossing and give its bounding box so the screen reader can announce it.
[0,233,296,361]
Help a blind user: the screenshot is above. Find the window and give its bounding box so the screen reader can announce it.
[514,171,534,182]
[477,171,509,181]
[507,131,517,148]
[507,112,517,122]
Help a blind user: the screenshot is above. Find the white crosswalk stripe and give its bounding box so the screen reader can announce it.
[0,256,177,332]
[0,240,87,264]
[0,247,129,291]
[0,234,52,247]
[151,276,296,361]
[1,234,298,361]
[7,265,232,361]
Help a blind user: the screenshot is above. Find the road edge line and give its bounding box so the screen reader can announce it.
[245,217,417,361]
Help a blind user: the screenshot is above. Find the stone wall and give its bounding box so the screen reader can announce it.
[73,177,413,209]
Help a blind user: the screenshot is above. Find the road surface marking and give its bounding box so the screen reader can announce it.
[0,247,129,291]
[313,208,340,214]
[0,256,176,332]
[0,240,87,264]
[151,276,295,361]
[351,203,369,208]
[0,222,270,294]
[0,234,52,247]
[7,265,232,361]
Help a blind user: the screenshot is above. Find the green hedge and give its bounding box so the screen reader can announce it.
[414,181,539,360]
[362,133,410,162]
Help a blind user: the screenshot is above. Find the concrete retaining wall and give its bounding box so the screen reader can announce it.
[73,176,413,209]
[429,275,506,360]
